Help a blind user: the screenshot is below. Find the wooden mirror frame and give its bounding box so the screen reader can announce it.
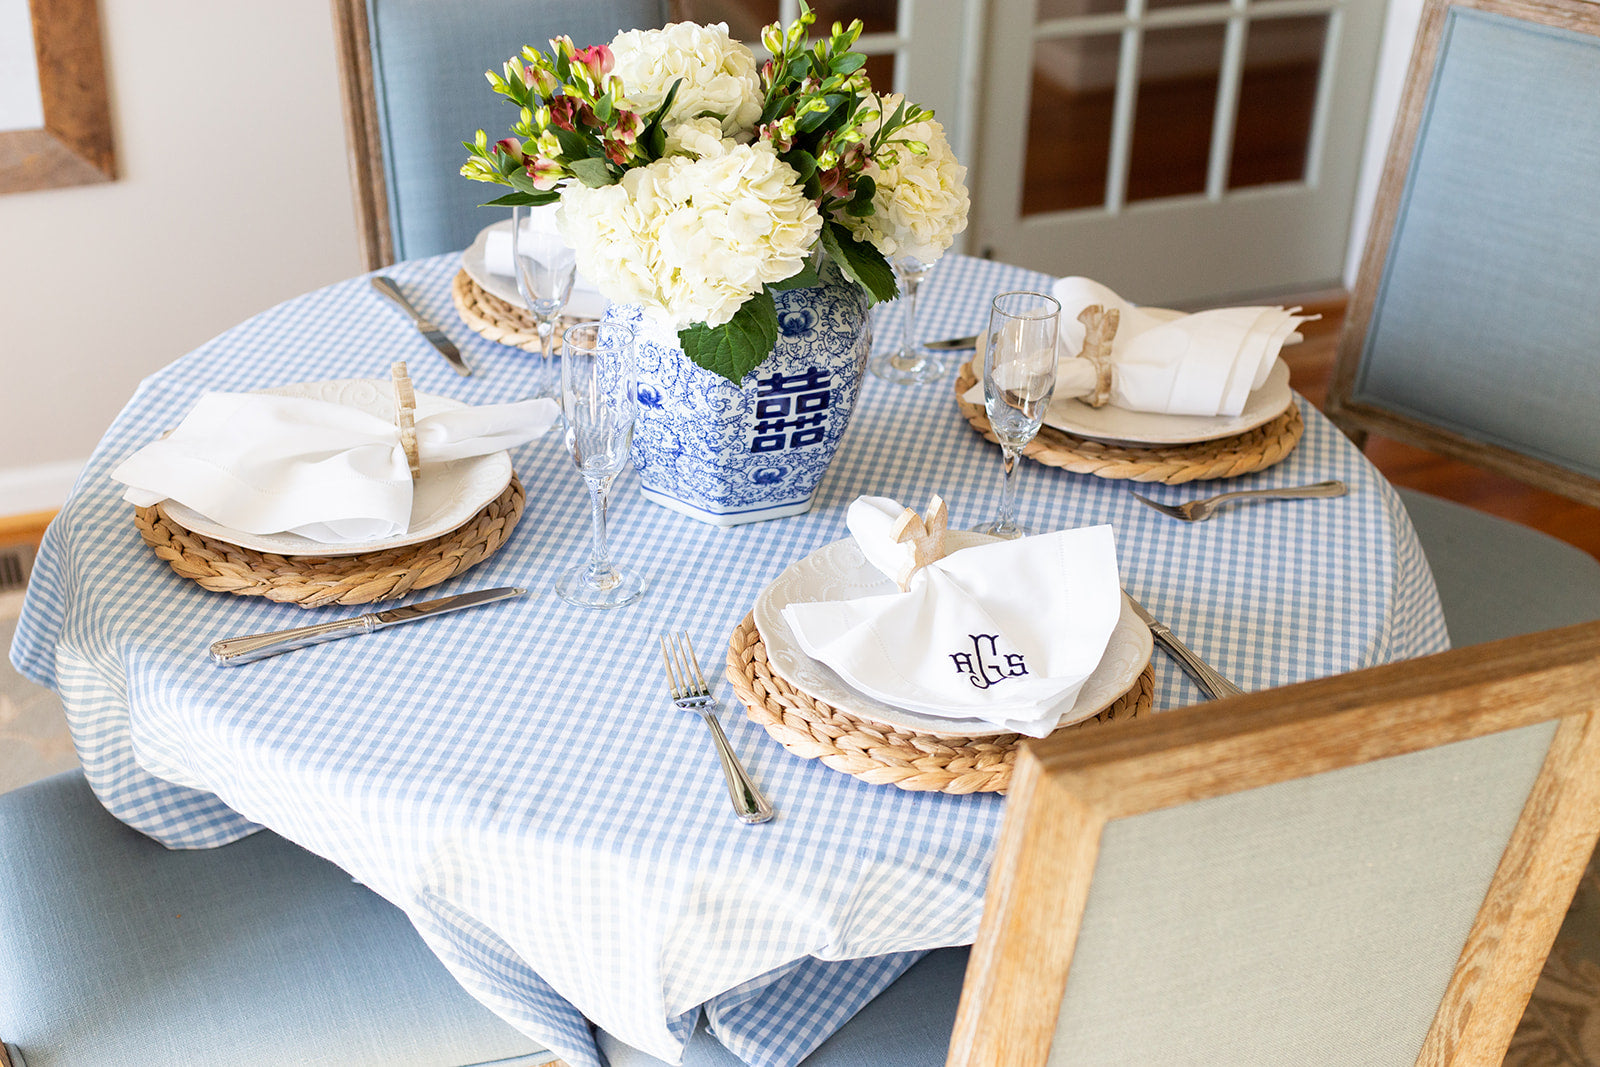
[1326,0,1600,508]
[0,0,114,195]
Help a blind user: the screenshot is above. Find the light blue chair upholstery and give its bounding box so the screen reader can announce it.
[337,0,670,266]
[1327,0,1600,645]
[1398,489,1600,647]
[0,771,555,1067]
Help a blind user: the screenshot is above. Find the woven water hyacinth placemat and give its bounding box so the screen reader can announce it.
[953,361,1303,485]
[133,475,525,608]
[726,613,1152,794]
[451,269,597,354]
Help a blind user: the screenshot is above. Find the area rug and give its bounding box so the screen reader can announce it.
[0,590,81,793]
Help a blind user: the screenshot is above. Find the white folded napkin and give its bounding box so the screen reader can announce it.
[484,206,606,317]
[782,497,1123,736]
[112,390,559,544]
[1049,277,1313,417]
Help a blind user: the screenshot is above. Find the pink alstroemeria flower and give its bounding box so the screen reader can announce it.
[610,110,642,144]
[494,138,526,164]
[759,121,793,154]
[817,166,852,200]
[572,44,613,79]
[548,95,588,132]
[526,157,563,190]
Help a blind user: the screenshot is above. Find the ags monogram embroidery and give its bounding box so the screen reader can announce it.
[950,634,1028,690]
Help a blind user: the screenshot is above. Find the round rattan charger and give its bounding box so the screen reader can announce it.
[726,613,1153,794]
[133,475,525,609]
[451,269,592,353]
[953,360,1303,484]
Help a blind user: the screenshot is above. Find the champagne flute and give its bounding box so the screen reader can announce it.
[555,321,645,609]
[512,204,578,399]
[971,291,1061,539]
[868,255,948,385]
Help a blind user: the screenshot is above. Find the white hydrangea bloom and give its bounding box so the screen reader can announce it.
[608,22,763,140]
[662,116,728,159]
[557,142,821,329]
[843,94,970,265]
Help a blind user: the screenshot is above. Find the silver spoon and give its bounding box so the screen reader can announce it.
[1131,480,1348,522]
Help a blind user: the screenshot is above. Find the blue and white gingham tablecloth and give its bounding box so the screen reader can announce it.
[10,253,1449,1067]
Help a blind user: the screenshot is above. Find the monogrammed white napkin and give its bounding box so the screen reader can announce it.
[1049,276,1313,417]
[112,391,559,544]
[782,497,1123,736]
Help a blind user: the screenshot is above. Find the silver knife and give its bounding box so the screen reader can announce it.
[1125,593,1245,700]
[370,275,472,376]
[210,586,525,666]
[924,333,979,350]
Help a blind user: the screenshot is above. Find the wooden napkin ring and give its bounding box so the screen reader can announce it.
[391,361,421,480]
[890,494,949,591]
[1076,304,1118,409]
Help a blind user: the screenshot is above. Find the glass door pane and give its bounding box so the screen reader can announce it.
[1023,34,1121,214]
[1127,22,1227,202]
[1229,14,1329,189]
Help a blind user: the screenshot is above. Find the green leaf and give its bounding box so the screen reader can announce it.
[594,94,614,123]
[569,157,614,188]
[678,292,779,384]
[642,79,682,141]
[506,169,542,195]
[553,127,592,160]
[833,52,866,75]
[783,149,818,182]
[820,222,897,304]
[770,260,822,291]
[481,190,557,207]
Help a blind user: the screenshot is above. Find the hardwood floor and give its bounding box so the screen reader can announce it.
[1282,303,1600,562]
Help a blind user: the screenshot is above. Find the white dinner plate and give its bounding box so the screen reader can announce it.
[752,532,1153,738]
[157,378,513,557]
[461,219,609,319]
[1039,357,1294,446]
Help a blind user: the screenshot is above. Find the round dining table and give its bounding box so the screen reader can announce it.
[9,251,1449,1067]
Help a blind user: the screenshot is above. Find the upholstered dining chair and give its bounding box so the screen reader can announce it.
[1325,0,1600,646]
[330,0,670,269]
[0,770,563,1067]
[599,618,1600,1065]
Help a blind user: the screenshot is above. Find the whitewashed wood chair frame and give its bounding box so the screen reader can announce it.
[951,620,1600,1066]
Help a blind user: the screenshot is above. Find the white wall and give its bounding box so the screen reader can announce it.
[1346,0,1427,288]
[0,0,361,515]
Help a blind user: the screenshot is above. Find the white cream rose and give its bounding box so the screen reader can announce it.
[843,94,970,264]
[557,141,821,330]
[608,22,763,140]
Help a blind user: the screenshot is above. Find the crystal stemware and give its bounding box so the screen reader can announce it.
[971,290,1061,539]
[511,204,578,399]
[555,321,645,609]
[868,255,948,385]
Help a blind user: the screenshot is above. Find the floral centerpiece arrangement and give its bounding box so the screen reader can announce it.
[461,5,969,385]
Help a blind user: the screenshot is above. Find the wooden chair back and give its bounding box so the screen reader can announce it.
[329,0,669,269]
[1326,0,1600,508]
[950,620,1600,1066]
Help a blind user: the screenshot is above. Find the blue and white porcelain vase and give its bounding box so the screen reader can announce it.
[607,263,871,526]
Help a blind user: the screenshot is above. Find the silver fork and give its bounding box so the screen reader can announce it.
[1131,480,1347,522]
[660,631,774,824]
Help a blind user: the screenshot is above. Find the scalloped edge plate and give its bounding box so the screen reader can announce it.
[753,532,1153,737]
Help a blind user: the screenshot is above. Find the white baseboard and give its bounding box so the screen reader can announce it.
[0,459,86,517]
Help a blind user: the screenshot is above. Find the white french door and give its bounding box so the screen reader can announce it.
[969,0,1391,304]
